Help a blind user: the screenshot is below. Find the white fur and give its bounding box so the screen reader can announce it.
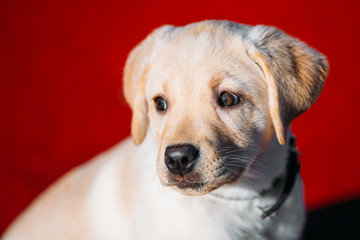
[87,143,131,239]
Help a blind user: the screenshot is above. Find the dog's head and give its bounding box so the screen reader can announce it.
[123,21,328,195]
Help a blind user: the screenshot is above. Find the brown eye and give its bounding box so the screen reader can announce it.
[218,92,241,107]
[154,97,167,112]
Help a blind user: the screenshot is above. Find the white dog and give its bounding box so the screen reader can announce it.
[2,20,328,240]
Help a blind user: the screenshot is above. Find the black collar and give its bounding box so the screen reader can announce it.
[261,136,300,219]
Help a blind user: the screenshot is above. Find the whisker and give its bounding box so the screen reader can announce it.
[219,149,246,154]
[222,154,250,158]
[226,158,265,167]
[224,163,246,168]
[222,156,249,161]
[221,167,243,178]
[241,176,258,186]
[247,168,265,176]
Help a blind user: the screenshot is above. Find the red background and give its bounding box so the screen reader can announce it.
[1,0,359,234]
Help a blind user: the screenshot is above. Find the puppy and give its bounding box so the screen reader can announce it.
[2,20,328,240]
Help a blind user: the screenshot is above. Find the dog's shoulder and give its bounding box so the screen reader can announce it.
[2,138,136,240]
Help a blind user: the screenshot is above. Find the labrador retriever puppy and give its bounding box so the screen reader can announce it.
[2,20,328,240]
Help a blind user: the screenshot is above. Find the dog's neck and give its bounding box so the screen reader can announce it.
[260,136,299,218]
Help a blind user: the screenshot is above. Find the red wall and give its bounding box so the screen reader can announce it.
[1,0,359,233]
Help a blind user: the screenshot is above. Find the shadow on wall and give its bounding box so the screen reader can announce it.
[303,198,360,240]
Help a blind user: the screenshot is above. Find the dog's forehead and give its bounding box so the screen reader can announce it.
[146,24,265,99]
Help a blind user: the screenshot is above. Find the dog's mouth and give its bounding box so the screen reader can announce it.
[164,172,212,194]
[167,173,205,189]
[169,180,216,195]
[173,180,206,189]
[164,162,247,195]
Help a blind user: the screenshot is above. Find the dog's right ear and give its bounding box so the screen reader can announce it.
[246,25,328,145]
[123,25,174,145]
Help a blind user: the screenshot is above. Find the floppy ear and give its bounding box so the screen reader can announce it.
[123,25,174,145]
[246,26,329,145]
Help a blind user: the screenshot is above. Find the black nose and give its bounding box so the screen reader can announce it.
[165,144,199,176]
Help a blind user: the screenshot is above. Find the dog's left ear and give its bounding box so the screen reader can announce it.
[246,25,329,145]
[123,25,174,145]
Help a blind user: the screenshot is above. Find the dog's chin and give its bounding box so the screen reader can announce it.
[170,181,222,196]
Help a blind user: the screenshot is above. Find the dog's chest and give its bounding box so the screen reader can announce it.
[130,193,268,240]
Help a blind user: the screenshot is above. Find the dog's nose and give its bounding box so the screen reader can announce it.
[165,144,199,176]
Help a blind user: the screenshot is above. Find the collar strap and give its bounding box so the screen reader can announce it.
[261,136,300,219]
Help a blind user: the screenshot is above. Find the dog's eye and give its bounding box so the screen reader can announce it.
[218,92,241,107]
[154,97,167,112]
